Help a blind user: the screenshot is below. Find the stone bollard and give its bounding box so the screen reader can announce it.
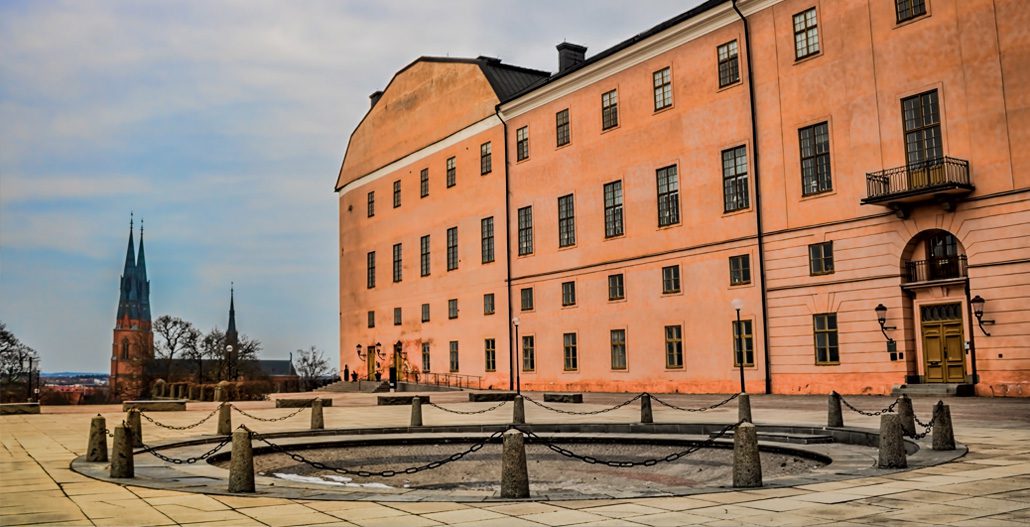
[500,429,530,498]
[738,393,752,423]
[410,397,423,427]
[896,394,916,437]
[877,413,908,469]
[311,399,324,430]
[217,403,232,435]
[110,424,134,478]
[932,401,956,451]
[512,395,526,424]
[86,414,108,462]
[732,421,762,488]
[228,429,256,493]
[126,409,143,447]
[827,391,844,428]
[640,394,653,424]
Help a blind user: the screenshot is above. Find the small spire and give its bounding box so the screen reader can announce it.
[139,218,143,239]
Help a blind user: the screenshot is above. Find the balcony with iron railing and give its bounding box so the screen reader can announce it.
[902,255,968,286]
[863,157,973,213]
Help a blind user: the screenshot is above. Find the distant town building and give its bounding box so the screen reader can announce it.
[110,216,153,401]
[337,0,1029,396]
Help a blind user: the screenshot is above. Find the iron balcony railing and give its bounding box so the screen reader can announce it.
[903,255,967,284]
[420,372,483,390]
[865,156,971,202]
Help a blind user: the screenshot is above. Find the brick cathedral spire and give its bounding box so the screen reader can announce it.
[111,214,154,401]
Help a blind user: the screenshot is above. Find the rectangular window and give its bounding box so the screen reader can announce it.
[446,226,458,271]
[446,156,456,188]
[422,342,431,372]
[366,251,376,289]
[393,307,402,326]
[610,329,627,370]
[814,313,839,364]
[449,341,459,372]
[799,122,832,195]
[392,243,402,283]
[602,89,619,130]
[902,90,943,166]
[367,310,375,328]
[516,126,529,161]
[481,217,495,263]
[653,67,672,111]
[608,273,625,300]
[722,145,750,212]
[484,339,496,372]
[517,206,534,255]
[730,254,751,285]
[483,293,495,315]
[520,287,534,311]
[665,325,684,368]
[448,298,458,319]
[603,180,624,237]
[367,191,375,217]
[420,168,429,198]
[717,40,740,88]
[733,319,755,367]
[809,241,834,275]
[793,8,820,60]
[392,180,401,208]
[558,194,576,247]
[480,142,492,174]
[563,333,578,371]
[656,165,680,227]
[561,281,576,307]
[522,335,535,371]
[420,235,430,277]
[662,265,681,294]
[421,303,430,323]
[555,109,570,147]
[896,0,927,23]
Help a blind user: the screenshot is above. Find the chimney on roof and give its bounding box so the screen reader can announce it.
[369,90,383,108]
[556,42,587,73]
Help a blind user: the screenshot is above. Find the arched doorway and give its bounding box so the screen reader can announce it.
[900,230,971,384]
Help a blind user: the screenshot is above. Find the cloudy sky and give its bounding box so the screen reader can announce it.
[0,0,702,373]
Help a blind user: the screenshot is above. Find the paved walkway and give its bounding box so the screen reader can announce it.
[1,392,1028,526]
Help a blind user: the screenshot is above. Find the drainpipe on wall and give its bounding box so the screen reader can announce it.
[733,0,772,395]
[496,106,515,392]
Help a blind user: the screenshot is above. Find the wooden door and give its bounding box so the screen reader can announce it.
[366,343,376,381]
[921,303,966,383]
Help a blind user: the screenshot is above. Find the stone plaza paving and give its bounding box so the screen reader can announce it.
[1,391,1028,526]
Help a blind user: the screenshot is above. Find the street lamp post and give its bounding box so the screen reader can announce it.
[512,317,521,395]
[731,299,745,393]
[225,344,235,381]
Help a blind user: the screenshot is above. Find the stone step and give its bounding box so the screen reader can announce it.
[377,395,431,405]
[891,383,974,397]
[469,391,516,402]
[543,393,583,403]
[714,429,834,444]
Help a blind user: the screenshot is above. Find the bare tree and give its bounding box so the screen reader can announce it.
[294,345,336,390]
[201,328,263,381]
[0,321,39,402]
[153,315,199,381]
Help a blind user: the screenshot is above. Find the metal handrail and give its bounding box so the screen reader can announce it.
[865,156,970,200]
[421,372,482,390]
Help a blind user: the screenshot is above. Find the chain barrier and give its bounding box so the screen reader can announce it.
[246,426,505,478]
[838,393,899,417]
[909,409,938,440]
[232,403,310,422]
[523,393,645,415]
[139,435,233,465]
[425,400,509,415]
[104,428,115,438]
[649,392,740,412]
[514,420,743,468]
[138,404,223,431]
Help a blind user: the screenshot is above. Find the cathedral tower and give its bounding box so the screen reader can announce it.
[110,215,154,401]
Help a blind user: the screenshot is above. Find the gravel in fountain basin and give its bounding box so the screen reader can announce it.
[215,442,825,497]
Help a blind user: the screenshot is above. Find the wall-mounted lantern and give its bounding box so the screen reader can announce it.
[874,303,896,344]
[970,295,995,336]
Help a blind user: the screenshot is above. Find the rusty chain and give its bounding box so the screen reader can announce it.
[837,392,899,417]
[514,420,743,468]
[137,404,223,431]
[523,393,645,415]
[649,392,740,412]
[139,435,233,465]
[425,400,509,415]
[232,403,311,422]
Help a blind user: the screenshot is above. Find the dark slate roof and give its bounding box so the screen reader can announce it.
[386,56,550,105]
[502,0,727,102]
[256,359,297,376]
[160,359,297,378]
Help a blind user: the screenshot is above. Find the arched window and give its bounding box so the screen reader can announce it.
[121,338,129,360]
